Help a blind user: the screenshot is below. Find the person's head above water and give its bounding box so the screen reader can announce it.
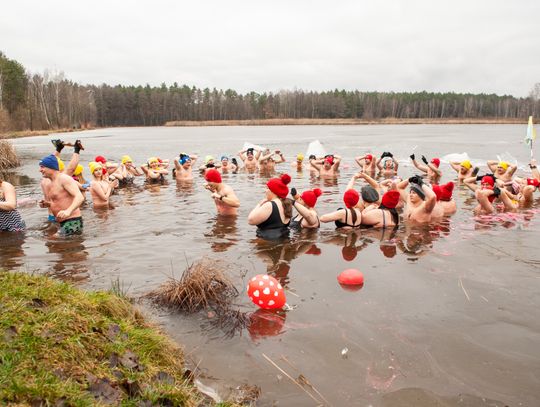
[361,185,379,204]
[497,161,509,174]
[39,154,60,171]
[381,190,400,209]
[460,160,472,171]
[430,158,440,168]
[409,184,426,201]
[324,155,334,168]
[300,188,322,208]
[88,161,103,177]
[343,189,360,208]
[246,148,255,159]
[481,175,495,189]
[365,154,373,162]
[205,169,222,184]
[121,155,133,165]
[296,153,304,163]
[266,174,291,199]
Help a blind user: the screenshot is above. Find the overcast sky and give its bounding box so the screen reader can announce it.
[1,0,539,96]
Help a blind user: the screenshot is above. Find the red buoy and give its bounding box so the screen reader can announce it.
[337,268,364,286]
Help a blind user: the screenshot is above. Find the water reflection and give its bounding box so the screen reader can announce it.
[45,236,89,281]
[0,231,26,269]
[248,308,287,341]
[206,214,239,252]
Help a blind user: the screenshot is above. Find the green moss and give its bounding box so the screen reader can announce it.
[0,272,204,406]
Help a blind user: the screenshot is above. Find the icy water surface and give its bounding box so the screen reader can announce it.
[2,125,540,406]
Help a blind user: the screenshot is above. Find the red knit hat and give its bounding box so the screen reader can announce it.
[205,169,222,183]
[95,155,107,164]
[381,190,400,209]
[440,182,454,201]
[481,176,494,187]
[267,174,291,198]
[431,185,443,201]
[431,158,440,168]
[324,156,334,165]
[301,188,322,208]
[343,189,360,208]
[365,154,373,161]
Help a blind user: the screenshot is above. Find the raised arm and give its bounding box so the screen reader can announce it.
[332,155,342,170]
[486,160,498,173]
[422,184,437,214]
[463,176,479,192]
[449,162,461,172]
[292,200,318,225]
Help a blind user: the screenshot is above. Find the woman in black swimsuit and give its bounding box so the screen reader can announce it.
[320,189,362,229]
[361,190,400,228]
[290,188,322,229]
[248,174,292,239]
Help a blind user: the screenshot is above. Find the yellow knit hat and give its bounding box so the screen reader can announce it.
[498,161,509,170]
[121,155,133,165]
[74,164,84,176]
[297,153,304,161]
[88,161,103,175]
[460,160,472,169]
[57,158,65,171]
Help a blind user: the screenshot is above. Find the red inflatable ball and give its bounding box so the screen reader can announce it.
[247,274,286,309]
[337,268,364,286]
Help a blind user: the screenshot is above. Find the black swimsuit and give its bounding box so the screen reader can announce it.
[290,214,320,230]
[334,208,361,228]
[257,201,290,240]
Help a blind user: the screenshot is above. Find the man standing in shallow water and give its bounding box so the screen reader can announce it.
[204,169,240,216]
[38,155,85,235]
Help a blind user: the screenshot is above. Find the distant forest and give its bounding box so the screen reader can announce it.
[1,51,539,132]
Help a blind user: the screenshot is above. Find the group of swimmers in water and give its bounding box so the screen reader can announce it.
[1,138,539,240]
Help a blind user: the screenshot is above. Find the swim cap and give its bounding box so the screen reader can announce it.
[179,155,190,165]
[57,158,65,171]
[481,176,495,187]
[343,189,360,208]
[365,154,373,161]
[300,188,322,208]
[148,157,159,165]
[221,156,228,162]
[121,155,133,165]
[498,161,509,170]
[381,190,400,209]
[205,169,222,183]
[430,158,441,168]
[440,182,454,201]
[39,155,60,171]
[205,155,214,165]
[95,156,107,164]
[267,174,291,199]
[361,186,379,203]
[74,164,84,176]
[461,160,472,169]
[297,153,304,162]
[410,184,425,200]
[88,161,103,175]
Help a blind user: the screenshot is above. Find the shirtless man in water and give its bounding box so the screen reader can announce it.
[486,160,517,183]
[355,154,377,174]
[204,169,240,216]
[449,160,478,182]
[38,155,85,235]
[310,155,342,177]
[238,148,261,172]
[410,154,442,184]
[173,153,198,180]
[397,175,437,223]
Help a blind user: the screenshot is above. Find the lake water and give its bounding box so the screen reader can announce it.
[3,125,540,406]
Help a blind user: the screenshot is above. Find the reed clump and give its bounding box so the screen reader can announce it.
[146,258,239,313]
[0,139,20,170]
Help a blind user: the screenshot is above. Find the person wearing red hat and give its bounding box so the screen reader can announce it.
[410,153,442,184]
[309,154,342,178]
[434,182,457,215]
[248,174,292,239]
[463,174,503,214]
[355,153,377,174]
[361,189,400,227]
[204,169,240,216]
[290,188,322,229]
[320,189,362,228]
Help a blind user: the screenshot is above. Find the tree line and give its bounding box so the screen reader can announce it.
[1,51,539,132]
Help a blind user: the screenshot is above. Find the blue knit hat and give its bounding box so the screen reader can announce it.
[39,154,60,171]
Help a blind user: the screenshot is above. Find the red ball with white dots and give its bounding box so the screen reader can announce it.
[247,274,286,310]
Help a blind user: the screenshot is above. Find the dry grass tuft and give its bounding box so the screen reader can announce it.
[0,139,20,170]
[145,258,238,313]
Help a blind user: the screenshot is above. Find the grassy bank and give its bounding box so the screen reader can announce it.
[165,117,524,126]
[0,140,20,170]
[0,272,226,406]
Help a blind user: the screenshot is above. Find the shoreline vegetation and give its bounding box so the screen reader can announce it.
[0,271,238,406]
[0,117,526,140]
